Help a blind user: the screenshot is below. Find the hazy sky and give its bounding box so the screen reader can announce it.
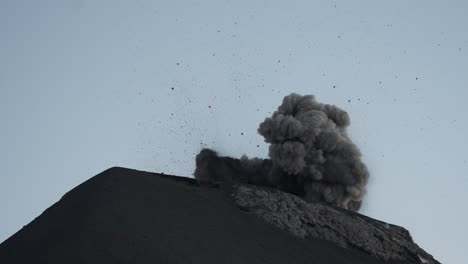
[1,1,467,263]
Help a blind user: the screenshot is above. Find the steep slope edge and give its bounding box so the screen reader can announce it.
[230,184,440,264]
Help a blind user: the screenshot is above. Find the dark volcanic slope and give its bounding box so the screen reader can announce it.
[0,167,387,264]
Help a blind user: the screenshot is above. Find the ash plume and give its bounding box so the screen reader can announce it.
[194,93,369,211]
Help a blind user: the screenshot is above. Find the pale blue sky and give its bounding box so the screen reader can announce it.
[1,1,467,263]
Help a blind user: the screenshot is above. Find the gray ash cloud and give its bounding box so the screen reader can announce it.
[194,93,369,211]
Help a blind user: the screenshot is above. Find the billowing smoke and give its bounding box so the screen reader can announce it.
[194,93,369,211]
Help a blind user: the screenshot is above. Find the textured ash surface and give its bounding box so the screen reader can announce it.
[231,184,440,264]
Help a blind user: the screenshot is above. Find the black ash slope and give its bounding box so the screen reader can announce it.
[0,167,387,264]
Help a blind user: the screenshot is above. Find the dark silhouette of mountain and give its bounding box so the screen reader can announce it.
[0,167,439,264]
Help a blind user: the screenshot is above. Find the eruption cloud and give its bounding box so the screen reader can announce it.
[194,93,369,211]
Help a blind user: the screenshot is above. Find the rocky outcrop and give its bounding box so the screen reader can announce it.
[231,184,440,264]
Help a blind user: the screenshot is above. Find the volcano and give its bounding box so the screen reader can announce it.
[0,167,438,264]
